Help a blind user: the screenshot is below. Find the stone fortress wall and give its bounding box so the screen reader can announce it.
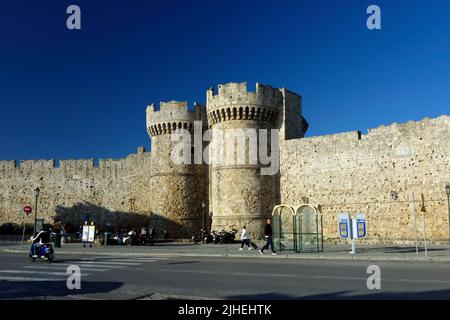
[0,81,449,242]
[0,150,153,232]
[280,116,450,243]
[0,101,208,238]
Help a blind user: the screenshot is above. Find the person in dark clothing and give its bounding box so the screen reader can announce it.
[201,228,208,244]
[53,221,62,248]
[259,218,276,255]
[29,229,51,257]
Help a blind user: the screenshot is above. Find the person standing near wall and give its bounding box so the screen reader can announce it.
[53,221,62,248]
[238,226,252,250]
[259,218,276,255]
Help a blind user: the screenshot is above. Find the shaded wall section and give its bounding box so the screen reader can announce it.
[0,148,154,232]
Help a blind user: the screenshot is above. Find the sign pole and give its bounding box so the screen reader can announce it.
[422,212,428,257]
[412,193,419,255]
[420,193,428,257]
[22,206,33,247]
[21,213,26,247]
[350,217,356,254]
[350,236,356,254]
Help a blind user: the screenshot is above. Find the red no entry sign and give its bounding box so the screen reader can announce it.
[23,206,32,215]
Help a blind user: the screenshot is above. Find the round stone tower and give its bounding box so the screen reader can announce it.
[206,82,282,238]
[146,101,207,238]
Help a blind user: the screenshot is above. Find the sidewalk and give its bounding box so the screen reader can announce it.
[2,241,450,262]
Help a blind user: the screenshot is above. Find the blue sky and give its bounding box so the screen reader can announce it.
[0,0,449,161]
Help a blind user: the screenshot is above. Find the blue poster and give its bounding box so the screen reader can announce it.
[338,213,350,239]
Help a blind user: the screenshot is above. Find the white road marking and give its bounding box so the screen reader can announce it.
[50,262,126,269]
[70,261,141,266]
[0,270,90,276]
[0,276,62,282]
[158,269,296,278]
[18,257,163,273]
[80,257,167,262]
[157,269,215,275]
[156,269,450,284]
[94,259,159,263]
[232,272,296,278]
[23,265,109,272]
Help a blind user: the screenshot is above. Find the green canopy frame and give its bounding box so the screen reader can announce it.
[272,204,323,253]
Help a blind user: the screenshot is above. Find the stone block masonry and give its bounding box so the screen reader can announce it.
[0,81,449,243]
[281,116,450,243]
[0,152,154,232]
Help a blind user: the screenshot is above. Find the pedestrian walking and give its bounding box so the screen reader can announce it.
[238,226,253,250]
[259,218,276,255]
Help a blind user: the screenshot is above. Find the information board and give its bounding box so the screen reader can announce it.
[82,224,95,243]
[355,213,366,238]
[338,213,350,239]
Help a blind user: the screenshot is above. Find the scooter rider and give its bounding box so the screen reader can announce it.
[29,228,51,258]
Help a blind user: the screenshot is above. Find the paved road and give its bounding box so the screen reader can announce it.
[1,252,450,299]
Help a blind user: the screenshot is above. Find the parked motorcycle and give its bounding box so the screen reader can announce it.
[192,229,214,244]
[123,230,139,246]
[192,232,203,244]
[139,233,154,246]
[203,232,213,244]
[29,243,54,263]
[112,232,124,245]
[227,229,237,243]
[216,229,237,244]
[211,230,220,244]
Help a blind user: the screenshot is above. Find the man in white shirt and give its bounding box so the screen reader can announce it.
[238,226,252,251]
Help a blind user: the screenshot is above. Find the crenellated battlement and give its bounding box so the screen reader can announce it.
[206,82,282,125]
[207,82,283,109]
[0,160,17,172]
[146,100,206,136]
[0,148,150,180]
[364,114,450,137]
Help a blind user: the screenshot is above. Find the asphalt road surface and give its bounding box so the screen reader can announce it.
[1,252,450,299]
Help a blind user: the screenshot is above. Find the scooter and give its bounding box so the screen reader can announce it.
[139,233,154,246]
[192,232,202,244]
[203,233,213,244]
[217,229,237,244]
[123,230,139,246]
[211,231,220,244]
[112,232,124,245]
[29,243,54,263]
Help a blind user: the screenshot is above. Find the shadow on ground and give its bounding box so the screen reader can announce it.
[0,279,123,299]
[227,288,450,300]
[319,245,450,255]
[381,247,446,254]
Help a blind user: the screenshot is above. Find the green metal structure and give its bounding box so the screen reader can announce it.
[272,204,323,253]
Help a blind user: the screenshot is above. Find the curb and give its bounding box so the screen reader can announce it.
[135,293,218,300]
[2,248,447,262]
